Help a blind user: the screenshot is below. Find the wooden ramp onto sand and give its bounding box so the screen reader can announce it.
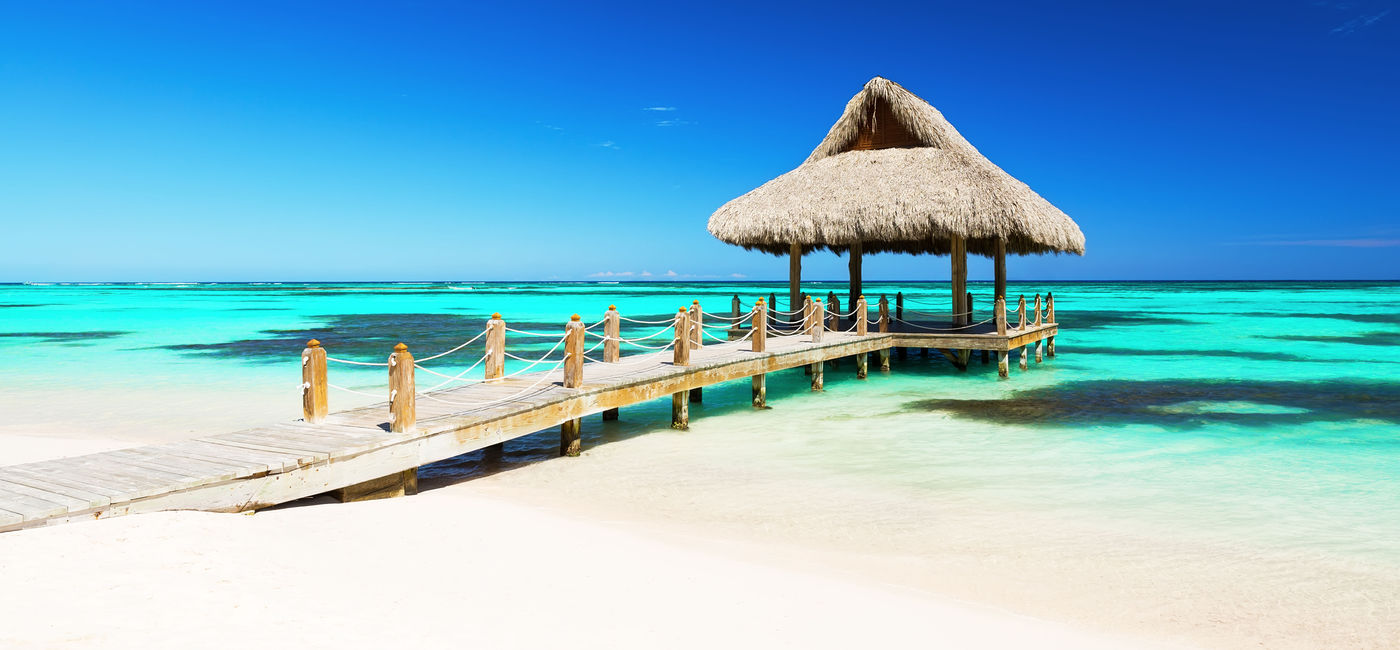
[0,293,1059,533]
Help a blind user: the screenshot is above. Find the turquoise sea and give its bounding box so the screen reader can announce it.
[2,280,1398,644]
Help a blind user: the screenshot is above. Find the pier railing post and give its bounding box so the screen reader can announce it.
[878,295,891,371]
[671,308,691,429]
[809,298,824,390]
[895,292,906,360]
[602,306,621,421]
[1046,293,1056,357]
[563,315,585,389]
[688,301,704,402]
[731,295,742,337]
[482,315,508,456]
[603,306,620,363]
[672,308,690,367]
[560,315,585,456]
[301,339,328,424]
[752,298,767,353]
[689,300,704,350]
[1035,293,1042,327]
[995,297,1007,336]
[1017,295,1027,331]
[388,343,415,433]
[828,295,841,332]
[752,299,767,408]
[855,296,868,379]
[485,314,506,382]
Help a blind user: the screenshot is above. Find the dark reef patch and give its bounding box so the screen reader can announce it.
[1259,331,1400,347]
[156,312,631,364]
[0,304,47,308]
[0,331,129,344]
[908,379,1400,428]
[1037,310,1196,330]
[1084,347,1316,362]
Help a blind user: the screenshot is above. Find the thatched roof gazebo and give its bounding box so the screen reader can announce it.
[707,76,1084,324]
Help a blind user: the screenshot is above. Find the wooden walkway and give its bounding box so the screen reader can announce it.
[0,295,1060,533]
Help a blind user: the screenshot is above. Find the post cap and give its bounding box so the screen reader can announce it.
[608,304,615,310]
[394,343,408,352]
[307,339,321,348]
[571,314,580,321]
[679,307,687,312]
[858,294,865,299]
[756,297,764,304]
[491,312,502,319]
[693,300,699,304]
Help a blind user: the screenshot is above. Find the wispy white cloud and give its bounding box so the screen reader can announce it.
[664,270,679,277]
[597,140,620,149]
[730,273,747,278]
[642,106,677,112]
[589,270,635,278]
[654,119,695,127]
[1248,237,1400,247]
[1331,8,1391,34]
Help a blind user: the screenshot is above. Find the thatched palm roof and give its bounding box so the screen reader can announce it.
[707,77,1085,257]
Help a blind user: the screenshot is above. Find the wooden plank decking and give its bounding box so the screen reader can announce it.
[0,320,1059,533]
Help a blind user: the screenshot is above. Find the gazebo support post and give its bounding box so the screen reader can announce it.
[994,238,1007,302]
[848,241,863,310]
[951,235,967,326]
[789,243,802,320]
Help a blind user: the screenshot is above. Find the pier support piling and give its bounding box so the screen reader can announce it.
[752,374,767,409]
[560,419,581,457]
[672,391,689,429]
[998,350,1009,379]
[1019,344,1029,371]
[335,468,417,503]
[811,361,824,391]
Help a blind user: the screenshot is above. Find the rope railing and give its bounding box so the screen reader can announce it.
[618,315,675,325]
[892,315,996,332]
[300,295,909,431]
[413,328,490,363]
[325,356,388,367]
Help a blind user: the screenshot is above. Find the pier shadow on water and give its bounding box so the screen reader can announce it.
[907,379,1400,429]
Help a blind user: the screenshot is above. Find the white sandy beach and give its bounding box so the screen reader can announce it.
[3,385,1397,649]
[0,432,1174,650]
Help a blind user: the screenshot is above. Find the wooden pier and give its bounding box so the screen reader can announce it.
[0,292,1058,533]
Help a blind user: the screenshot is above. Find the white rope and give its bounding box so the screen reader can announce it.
[418,358,566,408]
[703,310,755,322]
[588,324,673,342]
[414,328,489,363]
[329,383,382,398]
[416,353,491,391]
[583,355,602,363]
[499,336,569,376]
[504,326,567,338]
[623,338,676,350]
[893,316,996,332]
[325,356,387,367]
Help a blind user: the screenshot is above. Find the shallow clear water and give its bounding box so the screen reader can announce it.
[3,280,1398,644]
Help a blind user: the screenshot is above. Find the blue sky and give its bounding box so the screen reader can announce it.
[1,1,1396,281]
